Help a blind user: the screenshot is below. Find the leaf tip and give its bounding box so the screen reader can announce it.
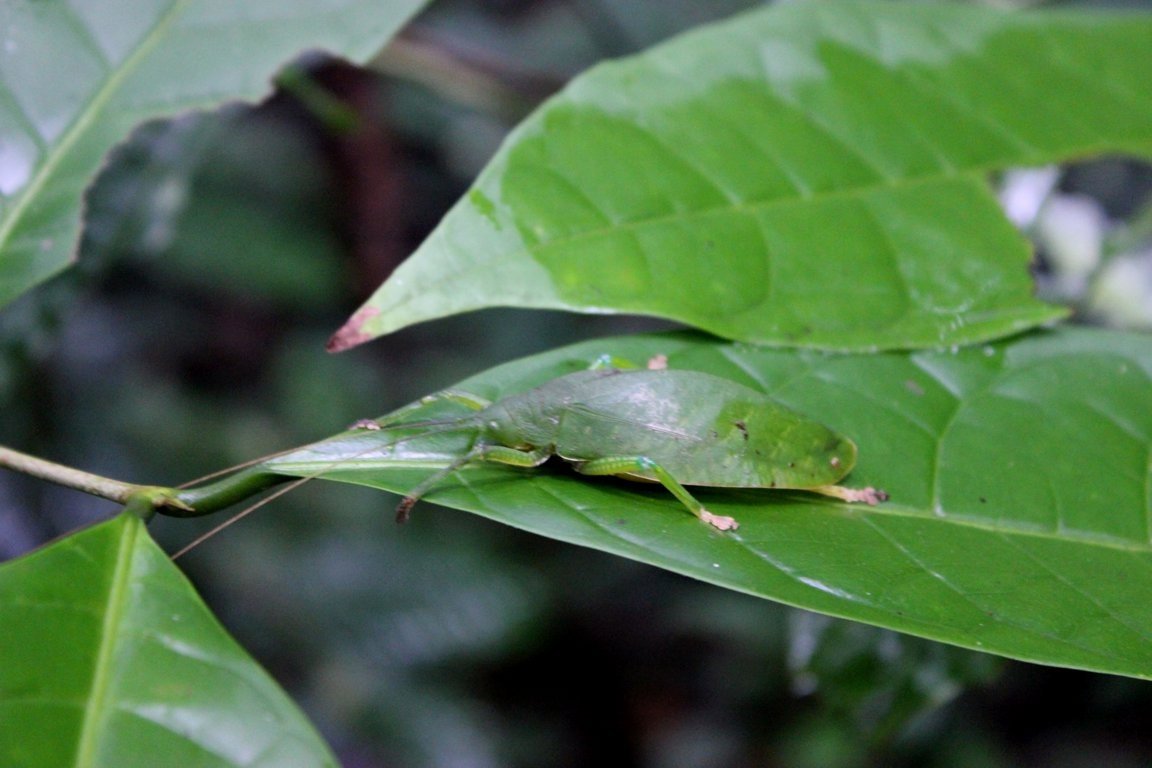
[327,306,381,353]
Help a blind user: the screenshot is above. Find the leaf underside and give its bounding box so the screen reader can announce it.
[0,0,428,307]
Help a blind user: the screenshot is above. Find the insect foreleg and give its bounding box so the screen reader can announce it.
[575,456,739,532]
[589,354,641,371]
[587,354,666,371]
[394,444,551,523]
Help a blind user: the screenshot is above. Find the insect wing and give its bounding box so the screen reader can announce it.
[551,370,854,490]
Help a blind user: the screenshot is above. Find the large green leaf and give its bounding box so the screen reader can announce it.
[262,327,1152,679]
[0,0,427,307]
[0,511,336,768]
[331,2,1152,352]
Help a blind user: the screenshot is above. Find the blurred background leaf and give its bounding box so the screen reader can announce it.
[0,0,429,307]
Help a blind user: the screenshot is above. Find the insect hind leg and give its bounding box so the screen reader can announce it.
[576,456,738,532]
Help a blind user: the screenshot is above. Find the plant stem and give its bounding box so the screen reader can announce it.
[0,443,295,518]
[0,444,145,504]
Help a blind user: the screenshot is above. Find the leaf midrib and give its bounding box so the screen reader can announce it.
[75,516,140,767]
[850,500,1152,553]
[377,169,1029,322]
[266,453,1152,554]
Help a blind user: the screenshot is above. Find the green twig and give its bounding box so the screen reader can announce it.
[170,467,292,518]
[0,443,268,518]
[0,444,148,504]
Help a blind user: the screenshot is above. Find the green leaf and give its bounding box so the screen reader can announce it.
[0,0,428,308]
[0,512,336,768]
[331,2,1152,352]
[263,327,1152,680]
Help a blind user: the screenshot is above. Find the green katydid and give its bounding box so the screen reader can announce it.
[171,362,885,550]
[355,365,886,532]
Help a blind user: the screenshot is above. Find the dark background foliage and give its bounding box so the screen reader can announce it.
[2,1,1152,765]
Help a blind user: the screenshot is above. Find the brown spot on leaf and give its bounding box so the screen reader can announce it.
[733,420,749,441]
[327,306,381,353]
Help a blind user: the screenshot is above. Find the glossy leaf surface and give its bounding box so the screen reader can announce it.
[333,2,1152,351]
[266,328,1152,679]
[0,512,336,767]
[0,0,427,307]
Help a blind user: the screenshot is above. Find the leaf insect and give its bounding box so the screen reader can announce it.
[363,363,886,532]
[174,361,885,556]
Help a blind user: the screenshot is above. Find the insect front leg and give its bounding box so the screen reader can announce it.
[587,354,666,371]
[395,444,551,522]
[575,456,739,532]
[588,354,641,371]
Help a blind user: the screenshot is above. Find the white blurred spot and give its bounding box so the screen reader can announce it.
[999,166,1059,227]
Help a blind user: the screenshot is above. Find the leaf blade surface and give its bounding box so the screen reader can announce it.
[268,327,1152,679]
[0,512,336,768]
[334,2,1152,350]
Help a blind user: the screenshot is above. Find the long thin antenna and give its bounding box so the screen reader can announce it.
[176,447,302,489]
[171,476,314,560]
[170,416,480,559]
[175,417,469,489]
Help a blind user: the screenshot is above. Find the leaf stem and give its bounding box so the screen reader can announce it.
[0,444,146,504]
[0,443,280,517]
[169,467,293,517]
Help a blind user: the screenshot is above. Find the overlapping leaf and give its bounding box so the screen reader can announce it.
[332,2,1152,352]
[0,0,427,307]
[0,512,335,767]
[264,328,1152,679]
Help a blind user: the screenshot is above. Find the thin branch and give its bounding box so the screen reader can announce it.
[0,444,144,504]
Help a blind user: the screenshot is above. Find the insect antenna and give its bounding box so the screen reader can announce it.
[171,475,314,560]
[173,416,474,489]
[176,447,309,489]
[170,416,480,559]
